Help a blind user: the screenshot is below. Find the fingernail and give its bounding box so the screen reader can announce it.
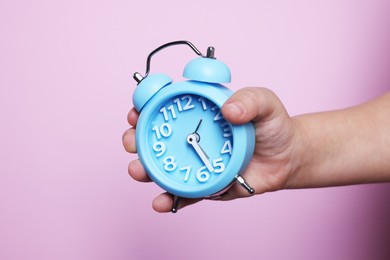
[225,102,244,117]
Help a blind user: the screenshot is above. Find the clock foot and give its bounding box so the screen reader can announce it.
[170,195,181,213]
[235,175,255,194]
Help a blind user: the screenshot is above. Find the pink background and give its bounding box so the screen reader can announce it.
[1,0,389,259]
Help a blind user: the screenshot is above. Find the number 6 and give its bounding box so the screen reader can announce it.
[196,166,210,182]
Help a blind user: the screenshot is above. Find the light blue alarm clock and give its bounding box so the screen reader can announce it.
[132,41,255,212]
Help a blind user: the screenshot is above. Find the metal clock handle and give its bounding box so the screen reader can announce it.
[133,40,215,83]
[171,179,255,213]
[235,175,255,194]
[171,196,181,213]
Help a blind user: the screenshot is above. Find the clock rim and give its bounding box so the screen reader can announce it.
[136,80,255,198]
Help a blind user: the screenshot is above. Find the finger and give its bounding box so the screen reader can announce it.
[122,128,137,153]
[128,159,151,182]
[218,162,277,201]
[217,180,257,201]
[152,193,203,213]
[221,87,285,125]
[127,107,139,126]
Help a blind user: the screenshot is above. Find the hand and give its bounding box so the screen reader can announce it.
[122,87,301,212]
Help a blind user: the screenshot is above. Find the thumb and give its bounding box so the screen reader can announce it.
[221,87,285,124]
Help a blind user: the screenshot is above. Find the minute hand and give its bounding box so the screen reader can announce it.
[186,133,214,172]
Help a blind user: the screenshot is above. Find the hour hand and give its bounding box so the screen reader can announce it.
[186,133,214,172]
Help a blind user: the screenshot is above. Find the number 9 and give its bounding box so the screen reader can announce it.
[153,142,166,157]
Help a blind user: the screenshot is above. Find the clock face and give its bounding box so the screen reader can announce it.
[143,93,233,195]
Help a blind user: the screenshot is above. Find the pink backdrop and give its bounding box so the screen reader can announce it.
[1,0,389,259]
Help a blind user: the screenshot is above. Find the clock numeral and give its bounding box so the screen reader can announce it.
[199,103,224,121]
[152,123,172,140]
[197,97,208,110]
[197,98,225,124]
[179,159,226,183]
[152,142,166,157]
[173,98,183,112]
[213,109,224,122]
[160,105,177,121]
[221,140,232,155]
[163,156,177,172]
[161,95,195,121]
[220,121,232,137]
[180,166,191,182]
[213,158,225,173]
[176,95,195,111]
[196,166,210,182]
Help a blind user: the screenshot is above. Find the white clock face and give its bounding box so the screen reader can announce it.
[145,94,233,187]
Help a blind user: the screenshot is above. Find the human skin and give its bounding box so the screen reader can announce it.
[122,87,390,212]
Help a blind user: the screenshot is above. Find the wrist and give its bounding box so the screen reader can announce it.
[284,115,316,189]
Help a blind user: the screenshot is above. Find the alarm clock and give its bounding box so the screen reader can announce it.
[132,41,255,212]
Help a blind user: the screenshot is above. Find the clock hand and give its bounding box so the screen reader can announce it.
[187,133,214,172]
[194,119,202,134]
